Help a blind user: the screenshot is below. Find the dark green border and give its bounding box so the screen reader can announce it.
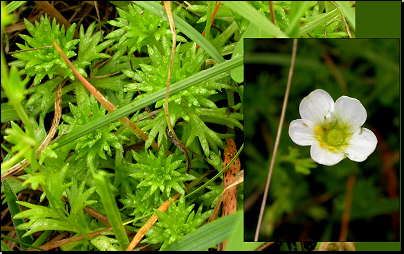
[346,2,401,251]
[356,242,401,251]
[356,1,401,38]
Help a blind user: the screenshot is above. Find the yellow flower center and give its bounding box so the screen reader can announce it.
[314,121,350,151]
[326,129,344,145]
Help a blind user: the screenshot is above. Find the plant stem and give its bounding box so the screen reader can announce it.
[254,39,298,241]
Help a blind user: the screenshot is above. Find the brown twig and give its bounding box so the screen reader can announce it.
[330,1,352,38]
[268,1,276,25]
[125,193,181,251]
[33,228,113,251]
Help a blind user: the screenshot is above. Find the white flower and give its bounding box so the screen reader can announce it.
[289,89,377,166]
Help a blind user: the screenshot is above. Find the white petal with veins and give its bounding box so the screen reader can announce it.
[299,89,334,126]
[334,96,367,133]
[310,142,345,166]
[289,119,317,146]
[345,128,378,162]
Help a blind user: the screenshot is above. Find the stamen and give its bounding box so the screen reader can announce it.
[328,146,336,150]
[315,126,321,133]
[317,135,322,141]
[319,142,325,148]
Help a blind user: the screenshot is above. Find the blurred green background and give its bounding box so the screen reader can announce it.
[243,38,399,242]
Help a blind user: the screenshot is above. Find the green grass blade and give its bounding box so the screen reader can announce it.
[335,1,355,31]
[134,1,225,64]
[224,212,263,251]
[165,211,242,251]
[285,1,316,36]
[1,240,14,251]
[5,1,27,13]
[3,179,34,250]
[1,234,46,251]
[92,170,130,250]
[299,8,340,36]
[53,55,242,149]
[222,1,288,38]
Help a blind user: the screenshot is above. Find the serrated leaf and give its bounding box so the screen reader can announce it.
[17,218,74,237]
[14,201,60,220]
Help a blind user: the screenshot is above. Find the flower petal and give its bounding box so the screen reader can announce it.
[334,96,367,133]
[345,128,377,162]
[299,89,335,126]
[310,142,345,166]
[289,119,317,146]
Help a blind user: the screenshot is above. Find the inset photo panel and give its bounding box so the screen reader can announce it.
[243,38,399,242]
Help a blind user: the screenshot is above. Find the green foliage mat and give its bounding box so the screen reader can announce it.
[1,1,359,251]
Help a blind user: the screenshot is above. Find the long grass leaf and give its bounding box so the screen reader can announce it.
[222,1,288,38]
[285,1,316,36]
[3,179,34,250]
[92,170,130,250]
[334,1,355,31]
[53,55,242,149]
[299,9,340,36]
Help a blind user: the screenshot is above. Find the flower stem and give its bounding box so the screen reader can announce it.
[254,38,298,241]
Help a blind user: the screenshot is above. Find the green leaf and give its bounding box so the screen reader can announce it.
[165,210,242,251]
[230,18,270,83]
[285,1,317,37]
[3,181,35,250]
[5,1,27,14]
[78,22,114,63]
[92,170,130,250]
[16,218,73,238]
[14,201,60,220]
[224,212,262,251]
[299,9,340,36]
[222,1,288,38]
[335,1,355,31]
